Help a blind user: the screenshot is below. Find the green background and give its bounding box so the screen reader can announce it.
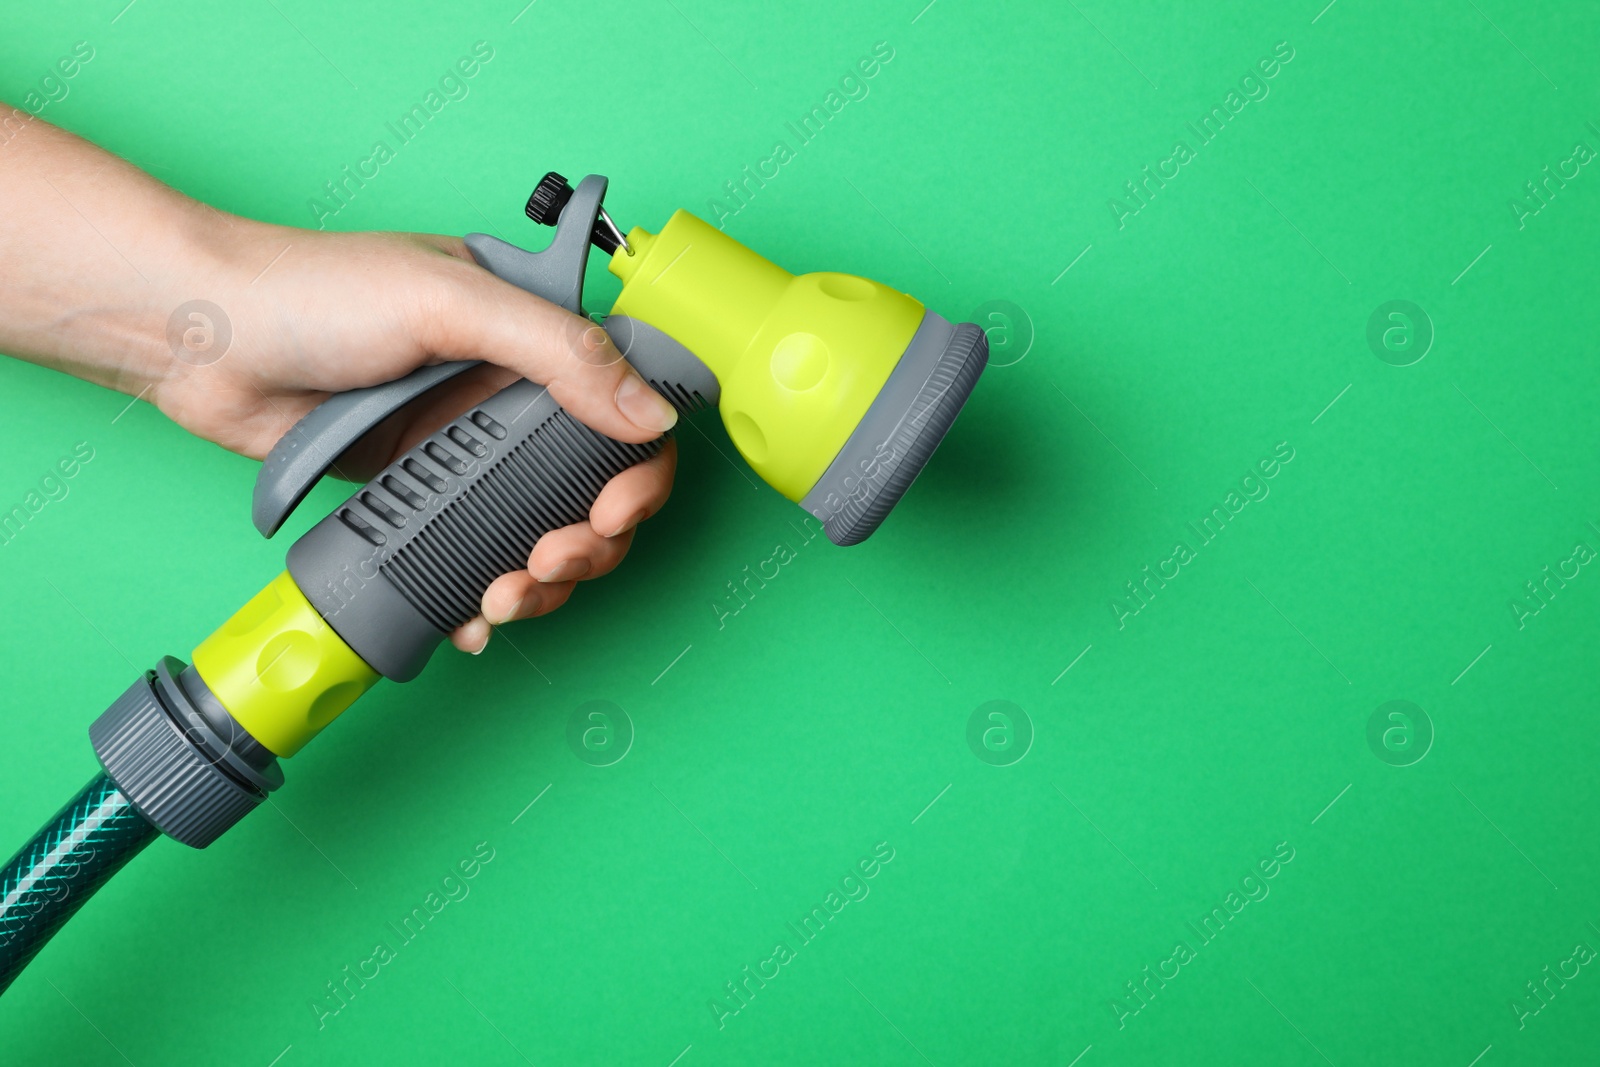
[2,0,1598,1063]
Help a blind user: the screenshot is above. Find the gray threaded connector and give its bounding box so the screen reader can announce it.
[89,660,281,849]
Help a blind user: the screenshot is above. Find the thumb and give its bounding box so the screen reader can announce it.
[418,252,679,444]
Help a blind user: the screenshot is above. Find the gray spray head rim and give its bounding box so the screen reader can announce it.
[800,311,988,546]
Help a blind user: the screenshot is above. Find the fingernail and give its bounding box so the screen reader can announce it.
[607,509,648,538]
[616,374,678,433]
[537,557,590,583]
[461,618,490,654]
[490,596,525,626]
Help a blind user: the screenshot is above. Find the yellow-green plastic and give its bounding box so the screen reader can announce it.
[191,572,379,757]
[608,212,924,501]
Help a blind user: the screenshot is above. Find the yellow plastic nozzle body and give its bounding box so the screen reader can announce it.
[608,211,924,502]
[192,572,378,757]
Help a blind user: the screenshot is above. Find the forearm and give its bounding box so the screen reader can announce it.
[0,105,258,396]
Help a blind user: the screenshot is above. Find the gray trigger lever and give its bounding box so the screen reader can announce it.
[250,175,611,538]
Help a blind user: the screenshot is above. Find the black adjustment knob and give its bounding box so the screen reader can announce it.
[525,172,574,226]
[523,170,628,256]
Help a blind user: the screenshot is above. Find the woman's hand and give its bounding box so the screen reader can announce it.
[0,110,678,653]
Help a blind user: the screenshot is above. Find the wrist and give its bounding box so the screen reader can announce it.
[2,192,268,399]
[148,206,281,379]
[0,114,293,422]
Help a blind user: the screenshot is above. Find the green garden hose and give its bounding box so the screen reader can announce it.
[0,773,159,993]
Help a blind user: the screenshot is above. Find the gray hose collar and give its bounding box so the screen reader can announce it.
[89,660,280,849]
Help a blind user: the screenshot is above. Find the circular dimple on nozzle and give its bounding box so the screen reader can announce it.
[817,274,875,301]
[256,630,320,692]
[770,332,830,392]
[308,681,368,732]
[727,410,768,464]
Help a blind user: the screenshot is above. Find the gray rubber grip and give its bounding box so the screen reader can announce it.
[285,317,713,682]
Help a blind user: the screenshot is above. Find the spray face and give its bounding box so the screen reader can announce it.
[797,311,988,545]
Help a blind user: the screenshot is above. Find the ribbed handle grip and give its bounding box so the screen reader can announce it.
[287,370,706,681]
[365,391,662,634]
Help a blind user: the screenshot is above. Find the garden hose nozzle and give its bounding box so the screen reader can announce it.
[0,171,988,993]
